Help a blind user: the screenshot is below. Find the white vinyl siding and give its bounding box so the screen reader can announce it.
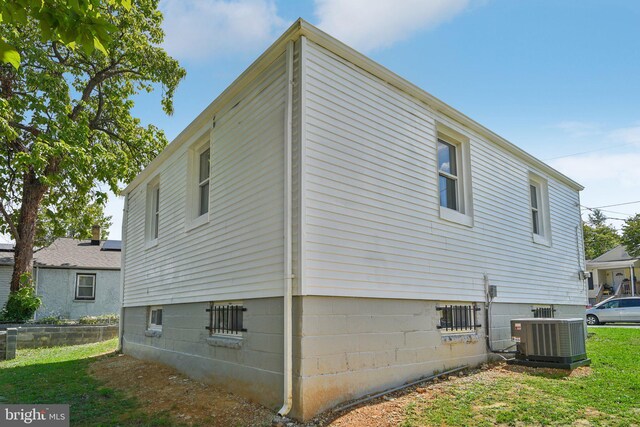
[123,53,287,306]
[0,265,11,309]
[299,40,583,305]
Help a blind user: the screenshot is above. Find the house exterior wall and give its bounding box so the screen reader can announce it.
[0,266,11,310]
[122,52,288,307]
[292,296,488,420]
[35,268,120,319]
[121,298,285,409]
[298,39,585,306]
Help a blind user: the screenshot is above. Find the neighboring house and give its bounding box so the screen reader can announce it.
[0,232,121,320]
[0,244,13,310]
[120,20,587,421]
[587,245,639,305]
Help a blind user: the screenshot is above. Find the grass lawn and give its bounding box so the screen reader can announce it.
[0,339,177,426]
[401,328,640,426]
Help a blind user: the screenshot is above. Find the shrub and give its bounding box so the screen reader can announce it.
[33,316,69,325]
[0,273,42,323]
[78,313,119,325]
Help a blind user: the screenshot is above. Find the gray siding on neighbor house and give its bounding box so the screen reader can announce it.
[123,52,288,307]
[298,39,585,305]
[35,268,120,319]
[0,266,11,310]
[122,298,284,409]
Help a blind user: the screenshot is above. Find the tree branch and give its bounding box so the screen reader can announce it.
[0,202,19,244]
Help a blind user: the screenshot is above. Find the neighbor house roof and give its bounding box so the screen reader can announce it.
[0,238,121,270]
[34,238,121,269]
[122,18,583,195]
[587,245,639,269]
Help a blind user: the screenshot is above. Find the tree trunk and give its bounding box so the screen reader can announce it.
[10,170,47,292]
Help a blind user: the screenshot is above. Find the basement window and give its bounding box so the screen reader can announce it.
[148,306,163,331]
[206,302,246,336]
[532,305,555,318]
[437,303,481,333]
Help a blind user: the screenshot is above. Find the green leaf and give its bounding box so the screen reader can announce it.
[93,36,107,55]
[0,38,20,69]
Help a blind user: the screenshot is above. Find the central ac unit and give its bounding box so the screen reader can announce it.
[508,318,590,369]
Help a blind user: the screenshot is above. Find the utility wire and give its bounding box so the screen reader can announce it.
[543,143,633,161]
[592,200,640,209]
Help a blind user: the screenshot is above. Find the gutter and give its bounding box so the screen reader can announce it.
[117,195,129,352]
[278,39,295,417]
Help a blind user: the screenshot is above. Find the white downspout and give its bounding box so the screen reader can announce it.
[278,39,294,417]
[118,195,128,352]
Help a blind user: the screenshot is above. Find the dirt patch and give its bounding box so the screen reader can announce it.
[89,353,274,427]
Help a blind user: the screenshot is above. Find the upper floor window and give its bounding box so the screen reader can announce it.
[146,178,160,244]
[187,138,211,230]
[528,174,551,245]
[198,148,210,216]
[438,139,459,211]
[435,124,473,227]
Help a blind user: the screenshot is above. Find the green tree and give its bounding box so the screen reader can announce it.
[583,209,621,260]
[0,0,185,292]
[621,214,640,258]
[1,0,131,69]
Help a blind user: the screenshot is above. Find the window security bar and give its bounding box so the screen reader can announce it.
[436,304,481,331]
[532,307,555,318]
[206,304,246,335]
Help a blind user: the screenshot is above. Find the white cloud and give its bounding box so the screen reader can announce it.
[608,125,640,146]
[550,152,640,224]
[314,0,471,52]
[160,0,287,60]
[554,121,602,139]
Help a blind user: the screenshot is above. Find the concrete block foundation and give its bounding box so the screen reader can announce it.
[122,296,585,421]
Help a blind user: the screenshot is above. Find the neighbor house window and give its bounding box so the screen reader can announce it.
[146,178,160,243]
[435,125,473,227]
[528,174,551,245]
[148,306,163,331]
[206,302,246,336]
[198,147,210,216]
[75,274,96,300]
[436,303,480,333]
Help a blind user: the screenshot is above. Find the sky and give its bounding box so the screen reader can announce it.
[94,0,640,239]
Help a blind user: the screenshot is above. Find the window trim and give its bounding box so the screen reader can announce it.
[528,173,551,246]
[436,124,474,227]
[145,177,160,248]
[74,273,96,301]
[148,306,163,331]
[186,136,212,231]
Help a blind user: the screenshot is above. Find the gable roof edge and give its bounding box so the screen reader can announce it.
[123,18,583,195]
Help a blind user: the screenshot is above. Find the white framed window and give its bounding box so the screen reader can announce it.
[438,138,459,211]
[436,124,473,227]
[145,178,160,245]
[75,274,96,300]
[148,306,163,331]
[207,301,245,336]
[529,174,551,245]
[198,147,211,216]
[186,137,211,230]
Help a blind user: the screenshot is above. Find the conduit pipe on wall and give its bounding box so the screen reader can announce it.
[118,195,129,352]
[278,39,295,417]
